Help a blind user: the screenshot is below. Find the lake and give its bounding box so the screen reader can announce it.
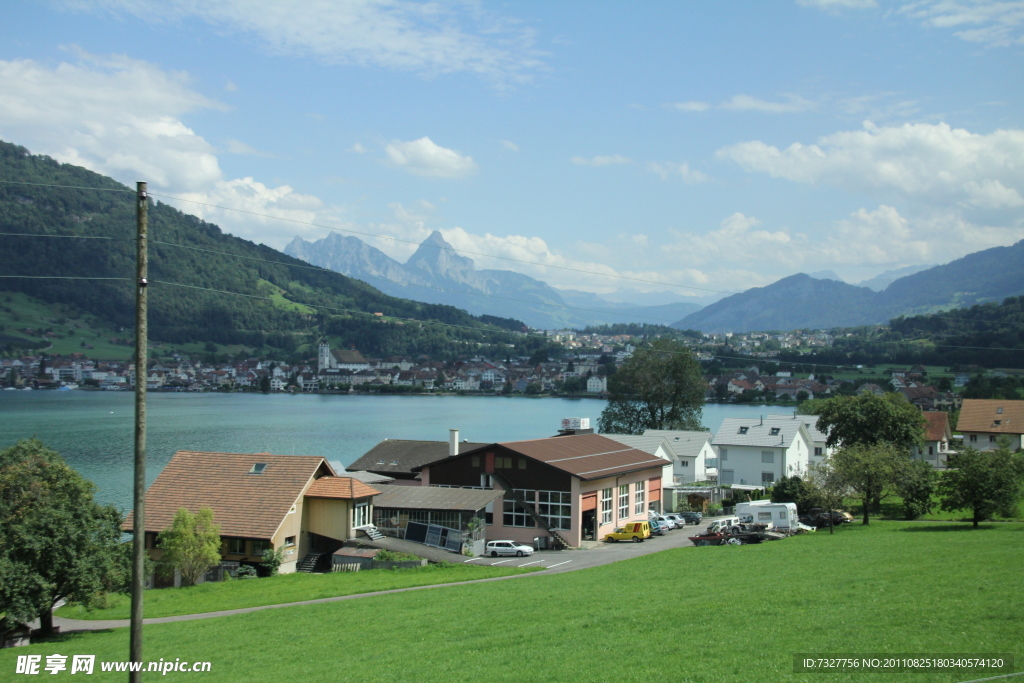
[0,391,797,511]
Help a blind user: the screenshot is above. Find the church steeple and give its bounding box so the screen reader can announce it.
[318,340,332,373]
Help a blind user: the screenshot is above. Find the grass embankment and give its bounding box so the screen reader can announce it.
[872,495,1024,523]
[56,563,536,621]
[10,521,1022,682]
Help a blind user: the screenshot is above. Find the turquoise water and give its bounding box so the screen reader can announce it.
[0,391,795,511]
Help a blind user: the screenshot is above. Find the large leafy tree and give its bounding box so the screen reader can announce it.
[157,507,222,586]
[0,439,126,635]
[811,393,927,452]
[827,443,907,524]
[939,445,1024,528]
[598,339,705,435]
[897,459,938,520]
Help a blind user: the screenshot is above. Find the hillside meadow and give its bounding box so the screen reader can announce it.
[3,521,1021,682]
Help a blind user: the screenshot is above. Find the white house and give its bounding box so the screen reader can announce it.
[711,417,813,486]
[642,429,717,484]
[765,414,832,464]
[602,434,675,491]
[586,376,607,394]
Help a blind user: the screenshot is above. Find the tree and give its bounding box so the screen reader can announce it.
[939,446,1024,528]
[770,475,822,514]
[261,548,285,577]
[562,377,583,395]
[598,339,705,435]
[157,508,222,586]
[897,459,938,520]
[812,393,926,452]
[828,443,906,524]
[0,439,125,635]
[259,374,271,393]
[807,461,846,535]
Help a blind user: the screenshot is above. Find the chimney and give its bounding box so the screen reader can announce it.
[449,429,459,457]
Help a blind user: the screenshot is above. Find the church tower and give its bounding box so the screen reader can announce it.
[318,340,333,373]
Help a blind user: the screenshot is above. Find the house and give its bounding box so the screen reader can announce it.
[348,432,487,485]
[602,434,675,491]
[415,433,668,548]
[765,414,832,463]
[711,418,814,486]
[123,451,379,580]
[586,375,607,393]
[858,383,885,397]
[318,341,371,373]
[956,399,1024,451]
[642,429,717,484]
[913,411,954,467]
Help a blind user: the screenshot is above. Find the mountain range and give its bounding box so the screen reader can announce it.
[285,231,704,329]
[675,240,1024,333]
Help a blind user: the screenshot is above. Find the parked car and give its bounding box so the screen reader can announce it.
[649,513,676,530]
[664,513,686,528]
[604,521,651,543]
[706,517,741,534]
[485,540,535,557]
[649,519,666,536]
[678,511,703,525]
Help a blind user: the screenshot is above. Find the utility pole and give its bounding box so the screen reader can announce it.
[129,181,148,682]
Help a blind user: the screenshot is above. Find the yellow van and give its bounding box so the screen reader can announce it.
[603,521,651,543]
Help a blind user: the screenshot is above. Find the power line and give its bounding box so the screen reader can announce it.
[0,232,119,240]
[0,179,132,194]
[0,275,130,281]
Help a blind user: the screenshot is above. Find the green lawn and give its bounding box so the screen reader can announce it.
[56,563,536,620]
[8,521,1022,682]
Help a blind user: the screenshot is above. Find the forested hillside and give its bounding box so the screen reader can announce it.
[0,141,534,359]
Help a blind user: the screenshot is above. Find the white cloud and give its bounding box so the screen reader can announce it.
[224,80,238,92]
[898,0,1024,47]
[384,137,477,178]
[70,0,545,83]
[500,139,520,152]
[664,101,711,112]
[720,94,817,113]
[647,161,708,183]
[224,139,274,157]
[717,121,1024,209]
[570,154,631,167]
[350,142,368,154]
[665,94,817,114]
[0,51,344,248]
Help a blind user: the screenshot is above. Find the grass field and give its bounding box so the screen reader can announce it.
[55,563,536,620]
[8,521,1022,682]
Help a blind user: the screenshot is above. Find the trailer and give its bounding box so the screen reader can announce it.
[735,500,798,529]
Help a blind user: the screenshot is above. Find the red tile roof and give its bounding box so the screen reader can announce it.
[923,411,950,442]
[495,433,666,481]
[305,477,381,499]
[123,451,332,539]
[957,399,1024,434]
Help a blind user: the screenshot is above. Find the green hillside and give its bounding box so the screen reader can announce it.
[0,141,534,360]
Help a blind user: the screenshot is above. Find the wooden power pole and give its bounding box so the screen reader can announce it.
[130,181,148,681]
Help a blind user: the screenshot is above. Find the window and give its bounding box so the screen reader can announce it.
[353,502,370,528]
[618,485,629,520]
[538,490,571,530]
[252,540,270,555]
[496,456,513,468]
[769,427,780,435]
[761,472,775,483]
[518,458,527,470]
[284,536,296,547]
[601,488,613,525]
[503,490,535,527]
[634,482,646,515]
[228,538,246,555]
[679,460,689,468]
[471,455,479,467]
[761,450,774,463]
[720,469,734,484]
[814,447,823,456]
[928,446,934,456]
[249,463,267,474]
[758,512,772,521]
[997,407,1004,414]
[969,434,977,442]
[738,426,748,434]
[778,511,787,519]
[720,448,728,461]
[994,420,1002,426]
[990,435,997,443]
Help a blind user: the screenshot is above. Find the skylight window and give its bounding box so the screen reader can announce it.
[738,426,749,434]
[994,420,1002,426]
[769,427,781,435]
[249,463,267,474]
[997,407,1004,414]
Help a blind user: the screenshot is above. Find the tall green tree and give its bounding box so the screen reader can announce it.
[770,475,822,514]
[0,439,125,635]
[897,459,938,520]
[157,508,222,586]
[939,446,1024,528]
[811,393,926,452]
[598,339,705,435]
[827,443,906,524]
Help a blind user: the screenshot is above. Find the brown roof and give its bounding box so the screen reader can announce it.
[494,434,667,481]
[305,476,380,499]
[372,484,503,511]
[123,451,332,539]
[923,411,950,442]
[956,399,1024,435]
[349,439,487,476]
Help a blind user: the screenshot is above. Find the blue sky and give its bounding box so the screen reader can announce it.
[1,0,1022,303]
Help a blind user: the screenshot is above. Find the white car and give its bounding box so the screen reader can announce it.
[485,540,535,557]
[649,513,677,530]
[664,513,686,528]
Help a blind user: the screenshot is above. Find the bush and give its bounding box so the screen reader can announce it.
[261,548,285,576]
[235,565,258,580]
[375,550,422,562]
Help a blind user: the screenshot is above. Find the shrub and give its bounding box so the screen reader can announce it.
[235,565,258,580]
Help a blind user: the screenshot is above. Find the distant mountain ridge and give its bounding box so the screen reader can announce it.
[674,241,1024,333]
[286,231,703,328]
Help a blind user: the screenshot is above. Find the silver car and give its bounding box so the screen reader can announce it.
[664,513,686,528]
[485,540,535,557]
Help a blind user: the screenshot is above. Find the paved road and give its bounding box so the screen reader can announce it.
[46,518,721,634]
